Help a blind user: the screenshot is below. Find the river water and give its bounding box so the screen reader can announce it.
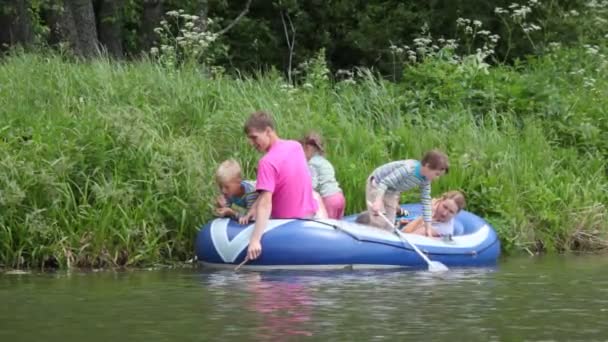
[1,255,607,341]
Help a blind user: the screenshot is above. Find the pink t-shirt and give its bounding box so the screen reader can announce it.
[256,139,318,218]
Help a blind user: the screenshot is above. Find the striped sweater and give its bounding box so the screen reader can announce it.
[225,180,258,217]
[370,160,432,222]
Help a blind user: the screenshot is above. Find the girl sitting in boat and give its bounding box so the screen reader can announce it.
[300,131,346,219]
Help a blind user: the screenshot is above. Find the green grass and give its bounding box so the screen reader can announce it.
[0,47,606,269]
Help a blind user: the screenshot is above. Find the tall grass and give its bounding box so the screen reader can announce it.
[0,47,606,269]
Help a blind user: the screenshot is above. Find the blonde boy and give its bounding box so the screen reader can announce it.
[215,159,258,220]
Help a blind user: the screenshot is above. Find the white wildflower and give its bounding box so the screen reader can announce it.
[495,7,508,14]
[473,20,483,27]
[166,10,179,17]
[583,77,596,88]
[512,6,532,20]
[548,42,561,50]
[585,45,599,55]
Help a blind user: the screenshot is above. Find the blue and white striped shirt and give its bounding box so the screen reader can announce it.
[371,160,432,222]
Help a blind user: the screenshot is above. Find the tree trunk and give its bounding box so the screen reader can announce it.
[45,0,99,57]
[94,0,123,58]
[0,0,34,49]
[140,0,163,52]
[56,1,80,52]
[70,0,99,57]
[197,0,208,32]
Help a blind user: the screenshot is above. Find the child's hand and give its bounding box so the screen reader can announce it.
[216,195,227,208]
[216,207,234,217]
[371,199,384,215]
[239,213,253,225]
[424,222,435,237]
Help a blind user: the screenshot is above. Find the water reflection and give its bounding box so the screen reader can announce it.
[204,271,315,339]
[246,273,313,340]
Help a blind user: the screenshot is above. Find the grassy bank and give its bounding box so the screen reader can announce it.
[0,48,606,269]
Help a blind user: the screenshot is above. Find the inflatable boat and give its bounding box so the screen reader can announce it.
[195,204,501,270]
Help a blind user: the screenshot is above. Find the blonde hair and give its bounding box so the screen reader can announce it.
[439,190,466,211]
[300,131,325,155]
[215,159,242,185]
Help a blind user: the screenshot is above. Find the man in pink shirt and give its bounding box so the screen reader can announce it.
[241,111,318,260]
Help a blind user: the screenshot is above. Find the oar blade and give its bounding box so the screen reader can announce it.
[428,261,449,273]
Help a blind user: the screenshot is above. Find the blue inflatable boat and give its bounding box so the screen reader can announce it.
[195,204,501,270]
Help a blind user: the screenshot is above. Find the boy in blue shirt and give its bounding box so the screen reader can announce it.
[215,159,259,222]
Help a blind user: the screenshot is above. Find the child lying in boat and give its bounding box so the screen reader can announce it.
[214,159,259,223]
[401,191,466,237]
[355,190,466,238]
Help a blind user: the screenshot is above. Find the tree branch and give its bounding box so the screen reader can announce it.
[280,10,296,84]
[216,0,252,36]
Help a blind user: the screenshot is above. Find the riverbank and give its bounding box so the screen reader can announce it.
[0,48,606,268]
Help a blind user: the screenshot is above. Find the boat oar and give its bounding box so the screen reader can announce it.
[234,257,249,272]
[367,202,449,273]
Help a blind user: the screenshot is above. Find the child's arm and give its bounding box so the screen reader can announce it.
[216,207,236,217]
[215,195,227,208]
[215,195,236,217]
[371,167,408,212]
[309,165,319,191]
[239,194,259,225]
[401,217,423,233]
[420,182,433,236]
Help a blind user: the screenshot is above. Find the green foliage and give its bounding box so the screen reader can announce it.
[1,39,607,268]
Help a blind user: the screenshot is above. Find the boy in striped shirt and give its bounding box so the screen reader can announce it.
[366,150,449,234]
[215,159,259,221]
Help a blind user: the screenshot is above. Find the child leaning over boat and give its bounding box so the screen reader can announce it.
[300,131,346,219]
[366,149,449,235]
[214,159,259,224]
